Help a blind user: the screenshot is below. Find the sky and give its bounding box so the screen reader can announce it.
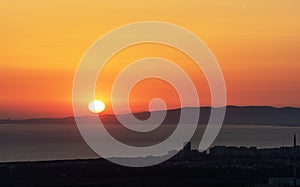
[0,0,300,119]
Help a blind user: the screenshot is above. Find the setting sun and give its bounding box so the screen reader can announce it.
[88,100,105,113]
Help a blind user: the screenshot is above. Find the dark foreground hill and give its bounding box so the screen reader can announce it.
[0,145,299,187]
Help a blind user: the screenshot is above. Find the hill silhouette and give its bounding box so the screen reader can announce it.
[0,106,299,126]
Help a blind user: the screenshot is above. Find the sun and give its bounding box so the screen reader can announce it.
[88,100,105,113]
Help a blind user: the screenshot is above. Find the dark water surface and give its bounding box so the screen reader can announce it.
[0,124,299,162]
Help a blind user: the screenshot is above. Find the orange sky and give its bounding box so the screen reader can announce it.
[0,0,300,118]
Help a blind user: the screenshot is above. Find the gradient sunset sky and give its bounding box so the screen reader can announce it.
[0,0,300,119]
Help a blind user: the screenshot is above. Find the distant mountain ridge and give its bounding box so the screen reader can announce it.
[1,106,299,126]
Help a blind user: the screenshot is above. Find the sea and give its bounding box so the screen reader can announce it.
[0,123,299,162]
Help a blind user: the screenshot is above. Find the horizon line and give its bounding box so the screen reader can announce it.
[1,105,300,121]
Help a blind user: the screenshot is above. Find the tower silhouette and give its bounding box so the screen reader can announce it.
[293,134,297,187]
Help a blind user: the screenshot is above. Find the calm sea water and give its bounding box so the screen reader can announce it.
[0,124,299,162]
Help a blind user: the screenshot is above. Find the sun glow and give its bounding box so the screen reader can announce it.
[88,100,106,113]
